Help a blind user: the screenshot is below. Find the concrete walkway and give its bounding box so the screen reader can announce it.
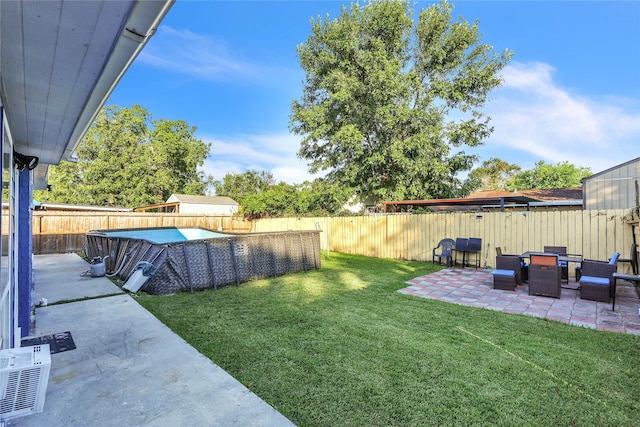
[12,254,295,427]
[400,267,640,335]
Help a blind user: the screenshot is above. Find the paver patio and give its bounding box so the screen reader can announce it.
[400,267,640,335]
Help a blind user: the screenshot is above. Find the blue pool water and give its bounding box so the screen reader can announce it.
[100,228,229,244]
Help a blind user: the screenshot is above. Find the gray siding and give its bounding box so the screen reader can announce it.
[583,158,640,210]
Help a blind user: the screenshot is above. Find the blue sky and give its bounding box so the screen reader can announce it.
[109,1,640,187]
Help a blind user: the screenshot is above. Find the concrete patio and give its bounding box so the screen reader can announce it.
[9,254,295,426]
[400,267,640,335]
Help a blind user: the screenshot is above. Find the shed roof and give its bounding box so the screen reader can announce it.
[167,194,238,205]
[581,157,640,182]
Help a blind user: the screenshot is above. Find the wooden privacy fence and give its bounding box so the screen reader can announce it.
[3,209,638,271]
[2,212,251,255]
[253,210,639,272]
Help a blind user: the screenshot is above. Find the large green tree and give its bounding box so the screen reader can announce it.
[469,158,522,191]
[290,0,512,204]
[34,104,212,207]
[507,160,592,190]
[213,170,275,205]
[241,178,353,219]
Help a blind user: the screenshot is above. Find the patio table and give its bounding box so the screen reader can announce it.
[520,251,582,264]
[520,252,583,286]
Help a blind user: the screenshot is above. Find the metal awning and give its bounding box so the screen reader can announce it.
[384,196,539,212]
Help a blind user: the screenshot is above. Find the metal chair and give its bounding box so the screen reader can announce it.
[452,238,468,267]
[466,238,482,269]
[617,243,638,275]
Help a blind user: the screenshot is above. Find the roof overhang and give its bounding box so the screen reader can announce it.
[133,202,180,212]
[384,196,539,212]
[0,0,174,188]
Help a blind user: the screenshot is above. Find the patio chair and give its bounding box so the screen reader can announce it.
[452,238,468,267]
[497,247,528,281]
[492,255,523,290]
[466,237,482,269]
[575,252,620,281]
[617,243,638,275]
[544,246,569,282]
[432,238,455,266]
[528,253,561,298]
[578,252,619,302]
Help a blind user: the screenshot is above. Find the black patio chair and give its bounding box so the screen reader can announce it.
[466,237,482,269]
[452,238,468,267]
[432,238,455,266]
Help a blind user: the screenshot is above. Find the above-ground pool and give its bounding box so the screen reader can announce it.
[85,227,321,295]
[97,227,229,244]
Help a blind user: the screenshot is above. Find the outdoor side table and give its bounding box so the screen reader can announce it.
[612,273,640,311]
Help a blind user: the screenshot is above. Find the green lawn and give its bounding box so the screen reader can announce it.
[134,252,640,427]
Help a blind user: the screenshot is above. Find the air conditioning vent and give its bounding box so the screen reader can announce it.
[0,345,51,421]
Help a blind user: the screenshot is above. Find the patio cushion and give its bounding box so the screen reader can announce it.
[579,276,609,286]
[492,269,515,277]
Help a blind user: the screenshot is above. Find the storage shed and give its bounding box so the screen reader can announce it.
[166,194,239,214]
[582,158,640,210]
[134,194,239,214]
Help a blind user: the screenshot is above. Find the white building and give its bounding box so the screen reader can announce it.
[582,157,640,211]
[166,194,239,215]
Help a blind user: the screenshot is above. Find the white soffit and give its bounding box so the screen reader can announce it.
[0,0,174,167]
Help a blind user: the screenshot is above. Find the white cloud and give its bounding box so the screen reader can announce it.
[199,133,321,186]
[138,26,298,86]
[139,26,253,81]
[481,62,640,172]
[199,61,639,185]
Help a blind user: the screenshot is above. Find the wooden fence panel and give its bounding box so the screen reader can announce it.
[2,212,251,255]
[2,209,635,272]
[253,209,636,273]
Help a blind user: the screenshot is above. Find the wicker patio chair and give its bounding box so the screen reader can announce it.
[579,253,619,302]
[432,238,455,266]
[500,255,524,285]
[496,247,528,281]
[493,255,523,290]
[544,246,569,282]
[528,254,560,297]
[528,263,562,298]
